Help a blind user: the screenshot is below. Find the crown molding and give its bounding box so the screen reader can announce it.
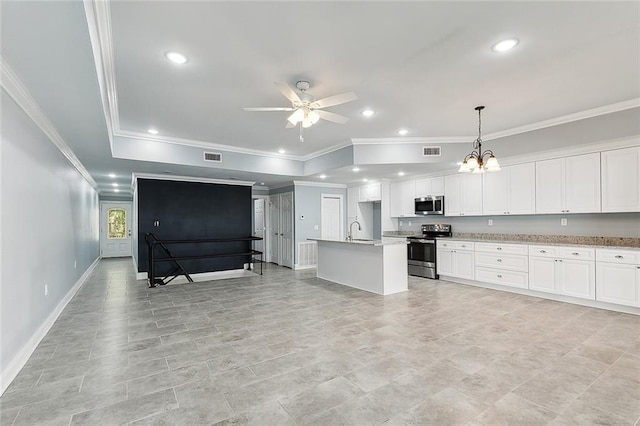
[83,0,118,150]
[0,57,99,191]
[351,136,471,145]
[293,180,347,188]
[133,173,254,187]
[483,98,640,141]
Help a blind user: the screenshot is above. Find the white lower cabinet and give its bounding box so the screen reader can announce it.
[596,249,640,307]
[475,242,528,288]
[528,245,595,300]
[437,241,474,280]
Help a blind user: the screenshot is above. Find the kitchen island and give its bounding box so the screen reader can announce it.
[309,238,408,295]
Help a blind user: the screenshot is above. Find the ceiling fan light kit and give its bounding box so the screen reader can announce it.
[458,105,501,173]
[243,80,357,141]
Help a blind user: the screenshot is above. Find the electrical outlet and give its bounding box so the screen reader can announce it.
[561,218,568,226]
[314,225,319,230]
[44,284,48,296]
[400,221,404,227]
[408,221,412,226]
[488,219,494,226]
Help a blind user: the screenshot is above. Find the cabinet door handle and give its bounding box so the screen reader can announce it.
[558,259,563,262]
[572,252,580,256]
[461,245,466,248]
[497,259,502,262]
[540,250,546,253]
[497,274,502,278]
[615,255,624,259]
[497,247,502,251]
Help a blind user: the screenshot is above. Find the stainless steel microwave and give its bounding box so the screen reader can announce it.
[415,196,444,215]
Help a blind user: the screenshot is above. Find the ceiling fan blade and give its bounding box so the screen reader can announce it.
[317,110,350,124]
[285,121,295,129]
[274,82,301,104]
[243,107,294,111]
[312,92,357,108]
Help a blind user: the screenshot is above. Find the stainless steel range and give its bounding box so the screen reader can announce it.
[407,224,452,279]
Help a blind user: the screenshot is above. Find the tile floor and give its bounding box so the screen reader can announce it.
[1,258,638,425]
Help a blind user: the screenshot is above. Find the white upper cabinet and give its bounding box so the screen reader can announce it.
[415,177,444,197]
[347,186,359,219]
[444,173,483,216]
[601,146,640,212]
[359,183,382,202]
[390,180,416,217]
[483,163,535,215]
[535,152,601,214]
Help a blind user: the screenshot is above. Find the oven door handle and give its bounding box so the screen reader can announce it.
[416,239,436,244]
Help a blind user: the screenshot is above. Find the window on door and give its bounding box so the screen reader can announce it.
[107,208,127,239]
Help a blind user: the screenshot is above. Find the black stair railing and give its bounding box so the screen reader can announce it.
[144,233,263,288]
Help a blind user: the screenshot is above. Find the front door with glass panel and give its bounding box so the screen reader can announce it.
[100,202,132,257]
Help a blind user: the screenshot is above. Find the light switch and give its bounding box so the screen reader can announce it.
[314,225,319,230]
[488,219,493,226]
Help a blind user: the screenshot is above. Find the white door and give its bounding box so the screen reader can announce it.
[529,256,557,294]
[536,158,564,214]
[558,259,595,300]
[253,198,265,254]
[508,163,536,215]
[268,195,280,264]
[100,202,132,258]
[565,153,601,213]
[279,192,294,268]
[321,194,343,240]
[596,262,640,307]
[601,146,640,212]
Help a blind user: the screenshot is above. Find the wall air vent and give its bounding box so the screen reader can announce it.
[422,146,442,157]
[203,152,222,162]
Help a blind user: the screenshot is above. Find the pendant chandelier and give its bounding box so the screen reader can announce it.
[458,106,500,173]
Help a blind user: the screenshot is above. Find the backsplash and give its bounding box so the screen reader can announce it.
[395,212,640,238]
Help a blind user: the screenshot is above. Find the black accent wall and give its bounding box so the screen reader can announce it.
[137,179,252,275]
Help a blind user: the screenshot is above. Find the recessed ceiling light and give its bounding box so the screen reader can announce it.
[362,178,369,182]
[260,182,265,185]
[492,38,519,52]
[108,173,116,178]
[278,149,286,154]
[112,183,118,187]
[114,188,120,193]
[352,167,360,172]
[165,51,188,64]
[398,129,409,136]
[398,171,405,176]
[319,174,327,179]
[362,109,375,117]
[147,129,159,135]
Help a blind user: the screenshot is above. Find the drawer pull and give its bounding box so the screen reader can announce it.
[497,247,502,251]
[497,259,502,262]
[615,255,624,259]
[572,252,579,256]
[461,245,466,248]
[540,250,546,253]
[497,274,502,278]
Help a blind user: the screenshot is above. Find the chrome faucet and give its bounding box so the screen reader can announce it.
[347,220,362,241]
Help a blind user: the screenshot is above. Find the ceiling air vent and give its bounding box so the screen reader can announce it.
[203,151,222,162]
[422,146,441,157]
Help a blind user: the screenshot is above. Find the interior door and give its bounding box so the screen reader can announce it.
[321,195,343,240]
[100,202,132,258]
[280,192,294,268]
[268,195,280,264]
[253,198,265,253]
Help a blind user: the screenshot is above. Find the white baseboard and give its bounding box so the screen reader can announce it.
[132,256,138,275]
[138,268,254,284]
[0,256,100,395]
[294,264,317,270]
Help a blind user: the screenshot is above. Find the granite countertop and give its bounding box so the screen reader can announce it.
[382,232,640,249]
[309,238,407,247]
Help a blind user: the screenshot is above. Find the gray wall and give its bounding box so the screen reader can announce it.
[397,212,640,237]
[1,91,100,390]
[293,185,347,265]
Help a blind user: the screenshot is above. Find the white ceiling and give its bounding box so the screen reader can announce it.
[1,1,639,195]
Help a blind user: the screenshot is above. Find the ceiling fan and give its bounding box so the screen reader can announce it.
[243,81,357,141]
